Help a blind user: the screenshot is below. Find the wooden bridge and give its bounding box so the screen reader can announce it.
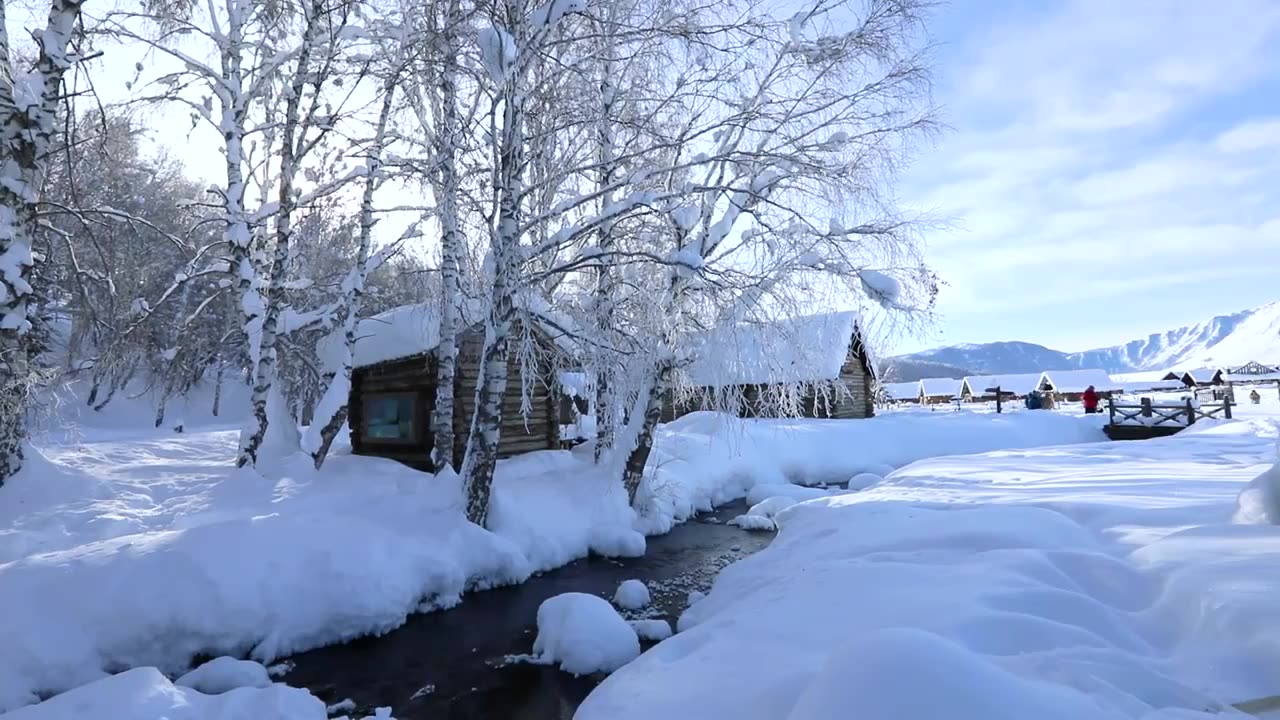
[1104,396,1233,441]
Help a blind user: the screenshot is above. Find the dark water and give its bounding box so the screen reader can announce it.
[281,501,772,719]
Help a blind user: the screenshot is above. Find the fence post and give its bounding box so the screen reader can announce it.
[1186,397,1196,425]
[1108,396,1116,425]
[1223,395,1233,420]
[1141,397,1152,418]
[995,386,1002,414]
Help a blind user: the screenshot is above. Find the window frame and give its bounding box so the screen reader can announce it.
[360,391,422,446]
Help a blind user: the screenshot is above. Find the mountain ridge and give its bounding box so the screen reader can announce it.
[893,302,1280,375]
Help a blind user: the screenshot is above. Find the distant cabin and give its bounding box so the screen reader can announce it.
[1038,369,1120,402]
[918,377,961,404]
[1179,368,1223,388]
[881,381,922,405]
[661,311,876,421]
[339,304,562,471]
[960,373,1046,401]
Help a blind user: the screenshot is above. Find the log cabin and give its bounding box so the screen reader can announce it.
[661,311,877,421]
[342,304,562,471]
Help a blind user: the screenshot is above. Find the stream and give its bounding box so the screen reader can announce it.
[281,500,773,719]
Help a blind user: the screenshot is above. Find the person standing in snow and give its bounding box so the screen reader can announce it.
[1250,389,1262,404]
[1082,385,1099,414]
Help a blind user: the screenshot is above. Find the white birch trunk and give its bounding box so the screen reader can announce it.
[430,0,465,473]
[0,0,87,485]
[239,1,322,467]
[591,27,618,461]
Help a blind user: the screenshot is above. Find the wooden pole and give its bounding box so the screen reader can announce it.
[1223,395,1233,420]
[1141,397,1152,418]
[1108,396,1116,426]
[995,386,1002,414]
[1185,397,1196,425]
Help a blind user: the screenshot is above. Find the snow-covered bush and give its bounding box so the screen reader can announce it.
[533,593,640,675]
[613,579,651,609]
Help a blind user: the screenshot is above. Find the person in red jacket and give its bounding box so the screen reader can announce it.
[1081,385,1099,414]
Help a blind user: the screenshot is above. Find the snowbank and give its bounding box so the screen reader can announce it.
[533,593,640,675]
[635,410,1106,533]
[581,420,1280,720]
[2,667,325,720]
[0,409,1105,712]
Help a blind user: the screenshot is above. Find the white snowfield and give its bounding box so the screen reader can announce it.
[580,419,1280,720]
[0,409,1103,713]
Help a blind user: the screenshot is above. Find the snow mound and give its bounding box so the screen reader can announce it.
[745,496,798,518]
[687,590,706,606]
[1235,459,1280,524]
[175,657,271,694]
[589,526,646,558]
[787,628,1097,720]
[745,484,828,506]
[630,619,673,642]
[729,514,776,531]
[2,667,326,720]
[845,472,883,491]
[614,580,651,610]
[533,593,640,675]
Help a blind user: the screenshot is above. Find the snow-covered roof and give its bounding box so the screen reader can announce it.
[881,381,920,400]
[919,377,961,397]
[343,303,445,369]
[962,373,1045,396]
[1182,368,1221,383]
[682,311,864,387]
[1111,369,1180,383]
[1116,380,1186,392]
[1041,369,1121,393]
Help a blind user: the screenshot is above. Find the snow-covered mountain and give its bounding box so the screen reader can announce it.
[896,302,1280,374]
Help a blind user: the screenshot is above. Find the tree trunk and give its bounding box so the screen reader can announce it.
[460,55,525,526]
[620,360,672,503]
[308,74,397,470]
[239,2,322,467]
[592,14,618,462]
[0,0,87,485]
[431,0,464,472]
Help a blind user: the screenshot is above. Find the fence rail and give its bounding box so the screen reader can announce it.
[1107,396,1232,429]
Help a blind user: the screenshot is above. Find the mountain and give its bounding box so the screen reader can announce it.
[878,358,972,382]
[894,302,1280,375]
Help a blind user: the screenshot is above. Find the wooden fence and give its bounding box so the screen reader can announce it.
[1105,396,1233,440]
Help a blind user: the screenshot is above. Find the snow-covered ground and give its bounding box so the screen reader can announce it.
[580,418,1280,720]
[0,408,1103,713]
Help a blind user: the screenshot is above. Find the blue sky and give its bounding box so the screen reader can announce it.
[892,0,1280,354]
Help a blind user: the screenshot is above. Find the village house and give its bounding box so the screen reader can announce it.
[341,304,565,471]
[959,373,1046,402]
[881,381,922,405]
[919,377,961,404]
[662,311,877,421]
[1178,368,1223,387]
[1039,369,1121,402]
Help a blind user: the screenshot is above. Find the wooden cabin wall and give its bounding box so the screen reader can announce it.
[450,326,558,468]
[349,355,437,471]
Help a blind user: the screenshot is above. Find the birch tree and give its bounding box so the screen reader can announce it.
[0,0,90,485]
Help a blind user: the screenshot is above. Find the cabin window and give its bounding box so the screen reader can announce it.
[363,392,418,443]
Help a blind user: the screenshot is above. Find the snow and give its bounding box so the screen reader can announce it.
[478,25,518,84]
[1040,368,1120,393]
[613,579,651,609]
[682,311,861,387]
[846,472,883,490]
[1182,367,1221,384]
[858,269,902,309]
[629,619,673,642]
[962,372,1046,397]
[743,495,798,518]
[319,303,442,369]
[532,593,640,675]
[919,376,961,398]
[881,380,920,400]
[175,657,271,694]
[582,419,1280,720]
[0,667,326,720]
[0,408,1106,713]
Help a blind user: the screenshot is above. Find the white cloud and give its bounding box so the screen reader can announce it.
[1215,118,1280,153]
